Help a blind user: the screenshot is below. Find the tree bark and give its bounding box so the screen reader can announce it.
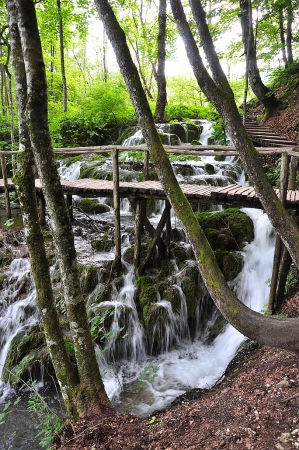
[95,0,299,351]
[286,5,294,65]
[6,0,80,420]
[154,0,167,123]
[57,0,68,112]
[13,0,113,417]
[279,7,288,68]
[239,0,281,119]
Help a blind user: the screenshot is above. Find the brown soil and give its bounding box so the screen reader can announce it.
[53,84,299,450]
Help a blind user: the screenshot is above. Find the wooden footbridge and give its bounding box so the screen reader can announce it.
[1,120,299,312]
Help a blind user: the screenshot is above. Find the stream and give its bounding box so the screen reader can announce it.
[0,121,275,448]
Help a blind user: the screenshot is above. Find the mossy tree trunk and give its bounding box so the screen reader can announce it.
[96,0,299,351]
[9,0,113,418]
[6,0,80,420]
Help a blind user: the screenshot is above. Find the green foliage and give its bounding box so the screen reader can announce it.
[164,104,208,122]
[210,118,228,145]
[136,364,159,393]
[0,397,21,425]
[27,391,63,448]
[89,309,115,342]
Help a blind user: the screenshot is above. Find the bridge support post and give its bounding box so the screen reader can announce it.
[112,148,121,274]
[268,152,289,312]
[134,199,142,270]
[1,154,12,219]
[138,200,170,275]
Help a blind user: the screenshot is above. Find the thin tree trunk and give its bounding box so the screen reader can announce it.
[279,7,288,68]
[13,0,113,416]
[286,5,293,65]
[154,0,167,123]
[57,0,68,112]
[239,0,281,119]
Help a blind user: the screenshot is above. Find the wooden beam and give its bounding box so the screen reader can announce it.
[112,148,121,274]
[138,201,170,274]
[268,152,290,312]
[0,154,12,219]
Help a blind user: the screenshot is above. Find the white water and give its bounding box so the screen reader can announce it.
[97,208,275,416]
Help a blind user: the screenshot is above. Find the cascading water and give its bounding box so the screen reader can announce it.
[0,121,276,447]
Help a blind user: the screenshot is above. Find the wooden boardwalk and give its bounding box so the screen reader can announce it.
[1,178,299,209]
[244,119,297,147]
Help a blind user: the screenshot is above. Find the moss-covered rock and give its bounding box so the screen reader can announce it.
[136,275,158,318]
[91,235,114,252]
[215,249,243,281]
[2,325,54,387]
[196,208,254,251]
[205,163,215,175]
[93,283,113,305]
[172,245,189,265]
[77,198,110,214]
[81,265,98,294]
[207,313,227,342]
[144,303,173,354]
[0,273,7,289]
[0,246,13,267]
[162,286,182,314]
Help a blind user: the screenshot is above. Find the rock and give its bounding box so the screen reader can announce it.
[276,377,291,388]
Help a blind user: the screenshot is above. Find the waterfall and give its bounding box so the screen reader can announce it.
[0,119,278,447]
[103,209,275,416]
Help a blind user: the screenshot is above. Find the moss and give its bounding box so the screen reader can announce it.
[96,284,112,303]
[65,155,83,167]
[205,163,215,175]
[163,287,181,313]
[172,245,188,264]
[81,265,98,294]
[0,274,7,289]
[158,259,177,278]
[77,198,110,214]
[215,249,243,281]
[136,275,158,313]
[2,326,55,387]
[196,208,254,251]
[122,246,134,264]
[91,235,114,252]
[0,247,13,267]
[208,314,227,342]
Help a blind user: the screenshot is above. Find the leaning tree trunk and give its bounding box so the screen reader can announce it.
[6,0,80,420]
[239,0,281,120]
[96,0,299,352]
[154,0,167,123]
[13,0,113,416]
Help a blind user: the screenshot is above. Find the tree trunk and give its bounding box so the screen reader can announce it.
[279,7,288,68]
[286,5,293,65]
[239,0,281,119]
[13,0,113,417]
[57,0,68,112]
[154,0,167,123]
[95,0,299,352]
[6,0,80,420]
